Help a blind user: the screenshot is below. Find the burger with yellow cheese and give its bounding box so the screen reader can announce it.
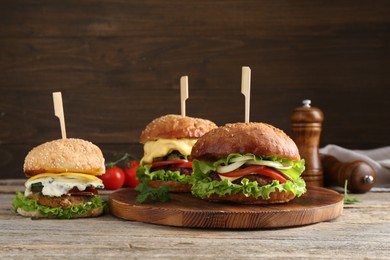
[136,114,217,192]
[191,122,306,204]
[12,138,106,218]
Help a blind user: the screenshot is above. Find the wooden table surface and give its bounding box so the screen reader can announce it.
[1,179,389,259]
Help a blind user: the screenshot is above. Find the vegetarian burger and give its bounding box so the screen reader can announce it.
[13,138,106,218]
[190,122,306,204]
[137,114,217,192]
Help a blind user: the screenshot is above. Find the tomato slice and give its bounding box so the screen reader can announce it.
[219,165,287,183]
[175,161,193,168]
[151,159,191,168]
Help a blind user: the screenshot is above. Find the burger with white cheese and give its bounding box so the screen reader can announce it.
[12,138,106,218]
[190,122,306,204]
[136,114,217,192]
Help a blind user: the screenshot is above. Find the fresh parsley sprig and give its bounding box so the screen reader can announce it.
[135,181,172,203]
[344,180,361,205]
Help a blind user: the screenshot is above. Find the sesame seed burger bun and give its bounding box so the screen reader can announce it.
[191,122,301,161]
[23,138,105,177]
[139,114,217,143]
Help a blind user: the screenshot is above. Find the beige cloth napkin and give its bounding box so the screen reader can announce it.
[320,145,390,190]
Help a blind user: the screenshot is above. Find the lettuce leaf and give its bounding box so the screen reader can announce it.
[12,192,106,219]
[191,156,307,200]
[137,165,193,184]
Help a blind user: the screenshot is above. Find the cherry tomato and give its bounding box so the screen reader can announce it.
[124,160,140,188]
[219,165,287,183]
[99,166,125,190]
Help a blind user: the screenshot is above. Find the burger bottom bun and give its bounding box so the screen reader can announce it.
[204,190,296,204]
[148,180,192,193]
[16,207,103,219]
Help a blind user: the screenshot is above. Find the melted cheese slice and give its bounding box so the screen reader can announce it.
[25,172,103,197]
[141,138,197,164]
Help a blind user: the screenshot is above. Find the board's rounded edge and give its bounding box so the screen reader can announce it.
[108,187,345,229]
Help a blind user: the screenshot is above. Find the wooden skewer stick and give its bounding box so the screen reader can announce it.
[180,76,189,117]
[52,92,67,139]
[241,66,251,123]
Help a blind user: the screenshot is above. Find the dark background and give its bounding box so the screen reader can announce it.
[1,1,389,179]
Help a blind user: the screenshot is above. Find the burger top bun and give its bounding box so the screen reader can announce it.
[191,122,301,161]
[23,138,105,177]
[139,114,217,144]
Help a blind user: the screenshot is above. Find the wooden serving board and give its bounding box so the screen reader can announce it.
[109,186,343,229]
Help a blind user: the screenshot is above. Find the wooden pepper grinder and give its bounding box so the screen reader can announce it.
[291,99,324,187]
[322,155,376,193]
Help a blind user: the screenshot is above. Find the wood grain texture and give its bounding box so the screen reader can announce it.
[1,180,390,259]
[109,187,343,229]
[1,1,390,178]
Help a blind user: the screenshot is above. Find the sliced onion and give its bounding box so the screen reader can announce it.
[216,160,246,174]
[218,156,292,174]
[245,159,291,170]
[229,155,255,163]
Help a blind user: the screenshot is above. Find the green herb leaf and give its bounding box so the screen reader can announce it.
[344,180,361,205]
[135,181,172,203]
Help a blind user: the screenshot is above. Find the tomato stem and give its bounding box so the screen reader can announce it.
[105,153,133,168]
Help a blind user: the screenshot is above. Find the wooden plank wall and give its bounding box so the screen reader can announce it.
[1,1,389,178]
